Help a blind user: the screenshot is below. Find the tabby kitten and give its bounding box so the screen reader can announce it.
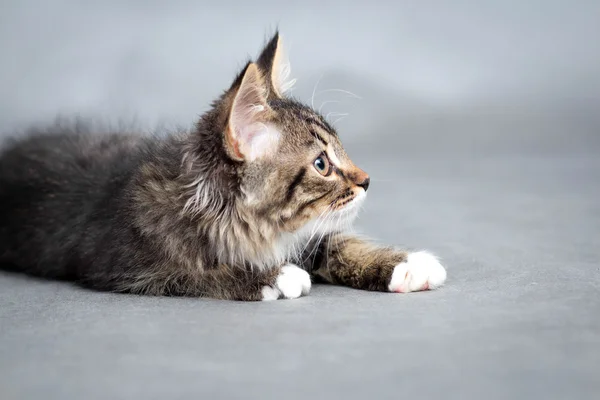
[0,32,446,301]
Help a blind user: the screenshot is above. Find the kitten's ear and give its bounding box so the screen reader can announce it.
[256,31,296,98]
[225,63,279,162]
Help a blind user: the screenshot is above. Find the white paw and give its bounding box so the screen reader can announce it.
[261,264,312,301]
[388,251,447,293]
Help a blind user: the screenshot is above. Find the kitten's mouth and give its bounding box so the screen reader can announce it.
[332,190,366,212]
[296,190,365,242]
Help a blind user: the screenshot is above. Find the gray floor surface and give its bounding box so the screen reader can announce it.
[1,145,599,400]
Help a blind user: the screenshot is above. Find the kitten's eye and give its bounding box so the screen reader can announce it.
[313,155,331,176]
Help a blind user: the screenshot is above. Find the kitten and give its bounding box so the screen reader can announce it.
[0,32,447,301]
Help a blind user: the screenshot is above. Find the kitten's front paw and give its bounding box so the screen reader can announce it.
[261,264,312,301]
[389,251,447,293]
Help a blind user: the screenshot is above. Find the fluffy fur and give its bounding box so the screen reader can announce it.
[0,32,447,300]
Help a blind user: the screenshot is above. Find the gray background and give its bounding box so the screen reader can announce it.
[1,1,599,399]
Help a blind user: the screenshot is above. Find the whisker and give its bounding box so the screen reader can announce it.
[311,228,329,267]
[311,74,324,110]
[317,88,362,99]
[300,208,331,254]
[333,118,345,125]
[329,112,349,125]
[319,100,341,114]
[307,212,334,265]
[303,208,335,259]
[327,112,349,117]
[326,111,348,120]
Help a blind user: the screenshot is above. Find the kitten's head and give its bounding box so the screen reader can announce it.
[190,32,369,244]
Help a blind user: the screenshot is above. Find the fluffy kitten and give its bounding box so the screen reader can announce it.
[0,32,447,301]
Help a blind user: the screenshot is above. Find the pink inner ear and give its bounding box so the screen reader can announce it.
[235,122,280,161]
[228,63,280,160]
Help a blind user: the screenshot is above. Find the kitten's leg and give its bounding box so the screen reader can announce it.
[305,233,446,293]
[162,263,311,301]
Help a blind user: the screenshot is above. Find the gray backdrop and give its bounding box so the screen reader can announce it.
[1,1,599,399]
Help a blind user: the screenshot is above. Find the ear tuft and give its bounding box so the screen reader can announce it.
[227,63,280,162]
[256,31,296,98]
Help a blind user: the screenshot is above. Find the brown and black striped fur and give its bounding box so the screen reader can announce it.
[0,32,410,300]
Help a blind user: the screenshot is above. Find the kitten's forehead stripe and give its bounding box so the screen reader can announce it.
[270,98,337,137]
[309,128,328,146]
[304,116,334,136]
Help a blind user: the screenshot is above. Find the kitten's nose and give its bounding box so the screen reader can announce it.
[357,176,370,192]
